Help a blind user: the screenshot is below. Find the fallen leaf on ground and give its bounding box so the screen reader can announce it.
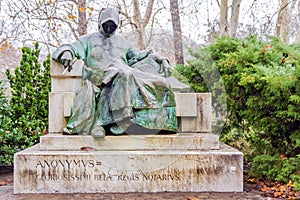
[274,191,282,198]
[6,178,13,183]
[187,196,201,200]
[261,186,271,192]
[0,181,7,186]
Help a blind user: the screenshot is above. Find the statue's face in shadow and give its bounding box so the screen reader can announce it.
[98,8,119,37]
[102,20,117,36]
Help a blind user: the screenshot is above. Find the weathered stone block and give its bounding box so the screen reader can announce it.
[179,93,212,133]
[174,93,197,117]
[40,133,219,151]
[50,60,83,93]
[51,77,82,93]
[50,59,83,77]
[48,92,67,133]
[63,93,76,117]
[14,143,243,193]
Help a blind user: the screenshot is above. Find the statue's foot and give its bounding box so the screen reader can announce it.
[110,125,126,135]
[110,118,132,135]
[62,127,78,135]
[91,125,105,138]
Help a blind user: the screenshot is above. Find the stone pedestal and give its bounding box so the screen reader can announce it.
[39,133,219,151]
[13,60,243,194]
[14,139,242,193]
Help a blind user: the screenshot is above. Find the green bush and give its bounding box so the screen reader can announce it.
[177,36,300,188]
[0,79,30,164]
[0,43,50,165]
[0,79,14,164]
[251,154,300,189]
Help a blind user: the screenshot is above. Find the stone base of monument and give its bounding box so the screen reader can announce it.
[39,133,220,151]
[14,133,243,193]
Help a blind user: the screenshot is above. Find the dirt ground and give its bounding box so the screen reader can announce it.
[0,166,279,200]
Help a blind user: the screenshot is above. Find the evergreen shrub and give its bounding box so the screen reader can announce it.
[0,43,50,165]
[176,36,300,189]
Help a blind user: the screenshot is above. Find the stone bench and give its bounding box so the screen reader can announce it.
[49,60,212,134]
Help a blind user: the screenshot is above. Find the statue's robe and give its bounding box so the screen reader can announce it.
[52,32,177,135]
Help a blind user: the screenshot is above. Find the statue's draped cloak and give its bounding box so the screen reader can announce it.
[52,32,177,134]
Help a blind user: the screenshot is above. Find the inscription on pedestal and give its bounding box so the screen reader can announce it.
[35,159,95,181]
[34,159,181,182]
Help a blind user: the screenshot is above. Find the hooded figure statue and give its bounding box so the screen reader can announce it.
[52,8,179,137]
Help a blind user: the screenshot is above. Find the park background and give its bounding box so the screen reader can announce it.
[0,0,300,199]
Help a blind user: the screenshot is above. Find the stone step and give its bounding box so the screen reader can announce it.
[40,133,219,151]
[14,143,243,193]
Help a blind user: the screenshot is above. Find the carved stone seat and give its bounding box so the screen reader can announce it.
[49,60,212,134]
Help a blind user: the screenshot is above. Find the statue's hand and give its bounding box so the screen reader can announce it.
[60,51,73,71]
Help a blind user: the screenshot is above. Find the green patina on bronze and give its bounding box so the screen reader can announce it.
[52,8,178,137]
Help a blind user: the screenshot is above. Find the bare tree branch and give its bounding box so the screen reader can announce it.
[145,7,163,47]
[132,0,142,28]
[142,0,154,28]
[229,0,242,37]
[220,0,228,36]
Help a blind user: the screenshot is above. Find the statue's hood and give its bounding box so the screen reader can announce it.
[98,8,119,37]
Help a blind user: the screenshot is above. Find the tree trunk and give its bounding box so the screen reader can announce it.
[220,0,228,36]
[132,0,155,49]
[229,0,242,37]
[170,0,184,65]
[118,0,155,49]
[138,26,146,50]
[295,27,300,43]
[276,0,290,43]
[77,0,87,36]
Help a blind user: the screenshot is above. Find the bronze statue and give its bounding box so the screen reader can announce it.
[52,8,178,137]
